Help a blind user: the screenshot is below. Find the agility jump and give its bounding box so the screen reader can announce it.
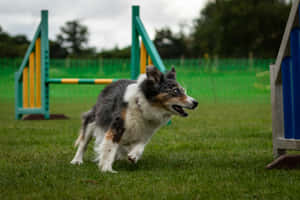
[15,6,166,120]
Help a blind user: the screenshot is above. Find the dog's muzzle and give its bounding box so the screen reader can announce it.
[191,100,198,109]
[172,96,198,117]
[186,96,198,109]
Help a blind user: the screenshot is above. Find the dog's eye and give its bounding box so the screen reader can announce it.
[173,88,181,96]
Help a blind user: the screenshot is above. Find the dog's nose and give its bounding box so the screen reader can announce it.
[192,100,198,109]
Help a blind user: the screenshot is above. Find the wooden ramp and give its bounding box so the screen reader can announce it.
[270,0,300,163]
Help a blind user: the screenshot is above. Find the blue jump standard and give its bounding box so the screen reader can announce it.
[290,27,300,139]
[282,56,294,139]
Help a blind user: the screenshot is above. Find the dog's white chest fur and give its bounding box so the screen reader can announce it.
[121,80,171,147]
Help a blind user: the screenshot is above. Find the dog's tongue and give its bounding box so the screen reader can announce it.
[173,105,188,117]
[181,112,188,117]
[180,111,188,117]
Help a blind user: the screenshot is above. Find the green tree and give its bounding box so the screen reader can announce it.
[98,46,131,58]
[50,40,68,58]
[153,27,186,58]
[0,25,29,58]
[192,0,291,58]
[56,20,89,56]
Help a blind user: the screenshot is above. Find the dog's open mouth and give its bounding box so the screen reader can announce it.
[172,105,188,117]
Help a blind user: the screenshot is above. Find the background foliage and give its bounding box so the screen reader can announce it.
[0,0,291,59]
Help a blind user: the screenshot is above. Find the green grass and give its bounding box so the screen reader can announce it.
[1,63,300,199]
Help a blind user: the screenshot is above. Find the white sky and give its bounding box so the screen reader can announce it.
[0,0,209,50]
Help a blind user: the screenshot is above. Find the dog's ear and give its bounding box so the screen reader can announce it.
[146,65,164,83]
[165,67,176,80]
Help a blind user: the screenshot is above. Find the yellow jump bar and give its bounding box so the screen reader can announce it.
[48,78,116,84]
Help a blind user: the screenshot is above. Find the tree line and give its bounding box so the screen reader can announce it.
[0,0,291,59]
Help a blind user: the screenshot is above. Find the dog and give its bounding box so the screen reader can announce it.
[70,66,198,173]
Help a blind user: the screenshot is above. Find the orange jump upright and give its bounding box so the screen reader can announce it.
[22,67,29,108]
[35,38,41,107]
[29,52,35,108]
[140,42,147,74]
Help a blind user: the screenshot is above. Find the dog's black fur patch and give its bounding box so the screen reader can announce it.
[165,67,176,80]
[94,79,136,131]
[111,116,125,143]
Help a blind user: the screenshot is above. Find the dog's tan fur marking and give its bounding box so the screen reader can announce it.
[151,92,189,112]
[105,129,114,140]
[179,95,188,102]
[156,93,169,101]
[167,95,188,104]
[121,108,127,120]
[150,93,169,109]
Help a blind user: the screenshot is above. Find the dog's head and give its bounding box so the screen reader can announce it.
[140,66,198,117]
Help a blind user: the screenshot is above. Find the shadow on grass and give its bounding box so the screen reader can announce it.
[110,151,271,173]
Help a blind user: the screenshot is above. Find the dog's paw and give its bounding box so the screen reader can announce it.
[127,145,144,164]
[98,162,118,173]
[70,159,83,165]
[99,165,118,173]
[128,155,138,164]
[103,169,118,174]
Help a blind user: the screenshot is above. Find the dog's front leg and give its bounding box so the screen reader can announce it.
[128,143,146,164]
[98,136,119,173]
[98,117,125,173]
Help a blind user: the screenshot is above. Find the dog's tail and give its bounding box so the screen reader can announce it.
[74,106,96,147]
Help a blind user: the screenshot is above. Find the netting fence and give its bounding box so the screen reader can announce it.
[0,58,274,104]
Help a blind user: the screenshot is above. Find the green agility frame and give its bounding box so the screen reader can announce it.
[15,10,50,120]
[131,5,166,79]
[15,6,166,120]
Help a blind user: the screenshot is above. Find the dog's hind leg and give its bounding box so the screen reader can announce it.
[71,122,95,165]
[97,117,125,173]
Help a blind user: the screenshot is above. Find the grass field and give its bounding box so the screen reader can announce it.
[1,60,300,199]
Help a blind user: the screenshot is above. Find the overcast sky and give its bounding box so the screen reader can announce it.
[0,0,209,50]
